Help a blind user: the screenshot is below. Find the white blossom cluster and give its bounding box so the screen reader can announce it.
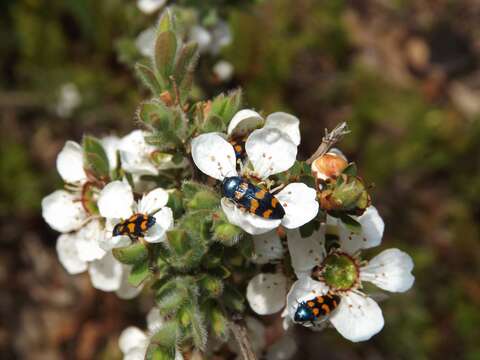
[42,9,415,357]
[42,131,175,298]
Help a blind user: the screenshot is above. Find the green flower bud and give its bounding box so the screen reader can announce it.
[319,174,370,215]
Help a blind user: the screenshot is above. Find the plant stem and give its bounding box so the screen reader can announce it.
[306,122,350,164]
[229,319,257,360]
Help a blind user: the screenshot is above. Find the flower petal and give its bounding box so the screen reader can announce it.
[136,0,165,14]
[329,292,384,342]
[189,26,212,53]
[56,233,87,274]
[119,326,148,354]
[56,140,86,183]
[264,112,300,146]
[42,190,86,233]
[246,273,287,315]
[146,307,165,333]
[88,252,123,292]
[221,198,280,235]
[246,128,297,179]
[75,220,107,262]
[101,135,121,171]
[116,265,143,300]
[213,60,234,82]
[276,183,319,229]
[135,27,156,58]
[227,109,264,136]
[339,206,384,255]
[138,188,169,214]
[119,130,158,176]
[252,231,284,264]
[124,347,148,360]
[143,207,173,243]
[360,248,415,293]
[191,133,237,180]
[286,277,329,322]
[98,180,134,220]
[287,229,325,278]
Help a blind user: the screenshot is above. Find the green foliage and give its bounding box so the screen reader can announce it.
[139,100,188,150]
[112,242,148,265]
[82,135,110,179]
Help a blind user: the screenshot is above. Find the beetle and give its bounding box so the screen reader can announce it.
[221,176,285,219]
[228,136,247,161]
[294,292,341,323]
[112,213,156,239]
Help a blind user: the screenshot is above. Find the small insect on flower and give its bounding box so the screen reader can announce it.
[112,213,156,239]
[228,136,247,161]
[294,292,341,323]
[222,176,285,219]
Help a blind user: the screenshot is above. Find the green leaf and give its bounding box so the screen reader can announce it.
[212,218,243,245]
[112,242,148,265]
[189,308,207,351]
[154,31,177,84]
[150,320,179,348]
[157,9,175,33]
[203,89,242,131]
[166,229,189,256]
[339,214,362,234]
[135,63,162,95]
[138,100,187,148]
[82,136,109,179]
[167,189,184,218]
[155,276,196,315]
[186,189,220,210]
[205,303,229,340]
[146,346,176,360]
[342,162,358,177]
[202,114,224,133]
[128,260,150,287]
[198,275,223,298]
[174,42,199,100]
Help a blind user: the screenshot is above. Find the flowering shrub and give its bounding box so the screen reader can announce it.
[42,9,414,360]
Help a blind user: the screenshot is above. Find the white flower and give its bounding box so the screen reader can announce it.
[189,20,231,55]
[42,190,87,233]
[246,207,414,342]
[119,308,183,360]
[135,27,156,58]
[98,180,174,249]
[191,111,316,235]
[101,135,121,171]
[137,0,166,14]
[56,232,141,298]
[283,207,414,342]
[119,130,159,176]
[56,83,81,118]
[213,60,234,81]
[252,231,284,264]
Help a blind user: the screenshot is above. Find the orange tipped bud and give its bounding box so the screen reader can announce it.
[312,152,348,180]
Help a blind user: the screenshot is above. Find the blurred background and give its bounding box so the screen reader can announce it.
[1,0,480,359]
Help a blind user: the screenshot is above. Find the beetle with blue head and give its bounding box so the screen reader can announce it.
[221,176,285,219]
[294,292,341,324]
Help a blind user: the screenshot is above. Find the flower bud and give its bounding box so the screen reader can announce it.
[311,151,348,180]
[319,175,370,215]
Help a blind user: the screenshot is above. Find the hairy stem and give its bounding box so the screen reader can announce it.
[306,122,350,164]
[229,319,257,360]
